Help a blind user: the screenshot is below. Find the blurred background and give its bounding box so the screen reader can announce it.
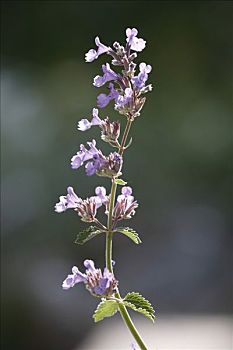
[1,1,232,349]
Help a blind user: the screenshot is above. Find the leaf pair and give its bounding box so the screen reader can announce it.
[75,226,142,245]
[93,292,155,323]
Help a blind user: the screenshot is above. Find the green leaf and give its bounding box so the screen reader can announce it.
[115,227,142,244]
[123,292,155,322]
[74,226,104,245]
[93,299,119,322]
[114,178,127,185]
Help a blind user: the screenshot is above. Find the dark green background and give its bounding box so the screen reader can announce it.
[1,1,232,350]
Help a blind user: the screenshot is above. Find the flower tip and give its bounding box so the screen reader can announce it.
[85,49,98,63]
[95,36,100,45]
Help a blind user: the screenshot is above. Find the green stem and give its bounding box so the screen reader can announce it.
[117,301,148,350]
[105,117,149,350]
[106,180,117,273]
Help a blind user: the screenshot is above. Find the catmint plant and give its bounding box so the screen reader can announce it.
[55,28,155,350]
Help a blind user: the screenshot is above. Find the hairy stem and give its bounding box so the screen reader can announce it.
[105,117,149,350]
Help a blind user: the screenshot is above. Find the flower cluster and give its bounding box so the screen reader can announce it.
[113,186,138,223]
[84,27,152,117]
[55,186,107,222]
[55,186,138,224]
[71,139,122,177]
[62,259,118,297]
[78,108,121,147]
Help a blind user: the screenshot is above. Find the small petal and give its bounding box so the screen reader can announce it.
[62,275,75,290]
[95,186,107,198]
[93,63,118,87]
[94,277,110,295]
[95,36,110,55]
[66,186,82,209]
[122,186,132,196]
[72,266,87,283]
[62,266,87,290]
[126,28,138,45]
[85,37,110,63]
[93,75,105,87]
[85,49,98,63]
[77,119,92,131]
[85,161,97,176]
[139,62,152,74]
[131,62,152,89]
[71,154,83,169]
[126,28,146,52]
[91,108,102,125]
[97,93,111,108]
[131,37,146,52]
[84,259,96,272]
[92,186,107,208]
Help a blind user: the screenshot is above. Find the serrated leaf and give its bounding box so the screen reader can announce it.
[116,227,142,244]
[74,226,104,245]
[123,292,155,322]
[93,299,119,322]
[114,178,127,185]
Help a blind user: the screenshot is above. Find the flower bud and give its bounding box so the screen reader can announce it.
[101,117,120,144]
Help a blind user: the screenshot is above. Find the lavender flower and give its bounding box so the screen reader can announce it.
[62,266,87,290]
[126,28,146,52]
[55,186,107,221]
[116,88,133,108]
[113,186,138,222]
[62,259,118,297]
[97,83,119,108]
[55,186,82,213]
[85,37,111,62]
[92,186,108,207]
[93,63,119,87]
[78,111,121,145]
[71,139,122,177]
[71,139,104,172]
[131,63,152,90]
[85,153,106,176]
[77,108,103,132]
[77,118,92,131]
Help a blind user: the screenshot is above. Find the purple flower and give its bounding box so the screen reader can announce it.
[62,259,118,296]
[55,186,107,221]
[131,62,152,89]
[77,119,92,131]
[113,186,138,221]
[91,108,102,125]
[85,153,106,176]
[55,187,81,213]
[85,37,111,62]
[62,266,87,290]
[91,186,108,208]
[71,139,122,177]
[71,139,102,170]
[93,63,119,87]
[117,186,134,203]
[97,83,119,108]
[126,28,146,52]
[77,108,102,131]
[115,88,133,108]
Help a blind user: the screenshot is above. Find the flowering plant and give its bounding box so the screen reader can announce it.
[55,28,155,350]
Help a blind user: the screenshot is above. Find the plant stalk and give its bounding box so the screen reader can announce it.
[105,117,149,350]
